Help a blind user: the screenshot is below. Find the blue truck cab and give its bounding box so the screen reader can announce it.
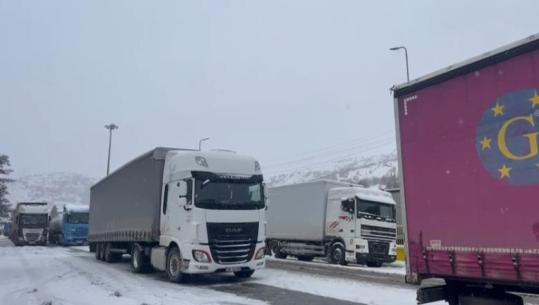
[49,204,89,246]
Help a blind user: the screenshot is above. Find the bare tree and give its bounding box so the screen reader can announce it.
[0,154,13,218]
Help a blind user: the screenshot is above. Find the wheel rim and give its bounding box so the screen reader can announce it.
[333,247,343,262]
[169,255,180,277]
[133,249,139,269]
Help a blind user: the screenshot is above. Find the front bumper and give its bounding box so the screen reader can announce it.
[64,238,88,246]
[356,253,396,263]
[180,242,266,274]
[353,240,397,263]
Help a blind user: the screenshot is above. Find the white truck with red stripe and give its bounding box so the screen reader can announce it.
[267,180,397,267]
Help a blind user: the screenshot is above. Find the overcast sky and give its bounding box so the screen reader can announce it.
[1,1,538,178]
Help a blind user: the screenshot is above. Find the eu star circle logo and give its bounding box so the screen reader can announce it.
[476,89,539,185]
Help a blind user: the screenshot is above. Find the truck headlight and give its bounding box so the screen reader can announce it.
[255,247,266,260]
[192,250,212,263]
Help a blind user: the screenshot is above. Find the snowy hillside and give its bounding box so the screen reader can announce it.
[6,172,96,208]
[265,152,398,188]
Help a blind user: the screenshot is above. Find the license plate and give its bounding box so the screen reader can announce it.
[225,267,242,272]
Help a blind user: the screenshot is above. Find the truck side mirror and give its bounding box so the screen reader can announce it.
[341,199,354,214]
[178,180,193,210]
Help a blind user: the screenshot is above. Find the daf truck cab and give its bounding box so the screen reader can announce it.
[328,187,397,267]
[90,148,266,282]
[267,180,397,267]
[10,202,49,246]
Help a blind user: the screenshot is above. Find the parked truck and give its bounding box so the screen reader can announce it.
[394,34,539,305]
[267,180,397,267]
[89,147,266,282]
[9,202,49,246]
[49,204,89,246]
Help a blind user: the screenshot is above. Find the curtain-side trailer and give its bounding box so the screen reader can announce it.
[394,34,539,305]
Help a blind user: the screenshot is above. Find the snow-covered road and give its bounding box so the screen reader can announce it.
[0,237,434,305]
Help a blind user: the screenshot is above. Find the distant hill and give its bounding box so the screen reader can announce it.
[4,153,399,211]
[6,172,96,208]
[265,152,398,189]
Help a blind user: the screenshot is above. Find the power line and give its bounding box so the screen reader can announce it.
[263,138,396,175]
[263,131,396,169]
[263,135,395,171]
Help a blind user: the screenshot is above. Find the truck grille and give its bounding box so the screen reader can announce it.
[25,233,40,242]
[369,241,389,256]
[361,225,396,242]
[206,222,258,265]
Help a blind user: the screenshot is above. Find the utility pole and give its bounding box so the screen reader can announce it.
[390,46,410,82]
[104,123,119,175]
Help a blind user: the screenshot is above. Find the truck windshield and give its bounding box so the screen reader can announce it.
[66,213,89,224]
[357,200,395,221]
[20,214,48,226]
[194,177,265,210]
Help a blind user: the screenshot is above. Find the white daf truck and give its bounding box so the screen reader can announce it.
[267,180,397,267]
[9,202,50,246]
[89,147,266,282]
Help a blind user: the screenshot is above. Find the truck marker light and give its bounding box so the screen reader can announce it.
[255,247,266,260]
[192,250,212,263]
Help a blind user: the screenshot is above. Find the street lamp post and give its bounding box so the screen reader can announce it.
[390,46,410,82]
[104,123,119,176]
[198,137,210,151]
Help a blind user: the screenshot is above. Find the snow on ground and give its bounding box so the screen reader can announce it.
[268,257,406,275]
[0,246,267,305]
[0,242,442,305]
[254,268,443,305]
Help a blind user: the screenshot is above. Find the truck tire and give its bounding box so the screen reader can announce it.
[328,243,347,265]
[234,270,255,278]
[98,242,106,261]
[58,234,65,246]
[89,243,96,253]
[366,261,383,267]
[104,243,118,263]
[131,244,151,273]
[95,243,102,260]
[166,247,188,283]
[297,256,314,262]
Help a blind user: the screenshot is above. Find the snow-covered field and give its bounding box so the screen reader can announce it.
[0,237,438,305]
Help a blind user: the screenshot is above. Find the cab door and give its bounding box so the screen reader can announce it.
[160,180,190,244]
[338,198,356,239]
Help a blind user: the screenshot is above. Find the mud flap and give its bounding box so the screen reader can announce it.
[417,285,446,304]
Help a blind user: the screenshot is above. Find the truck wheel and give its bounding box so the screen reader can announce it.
[297,256,314,262]
[131,245,150,273]
[89,243,96,253]
[104,243,117,263]
[329,243,347,265]
[95,243,102,260]
[58,235,65,246]
[98,242,106,261]
[234,270,255,278]
[166,247,188,283]
[366,261,383,267]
